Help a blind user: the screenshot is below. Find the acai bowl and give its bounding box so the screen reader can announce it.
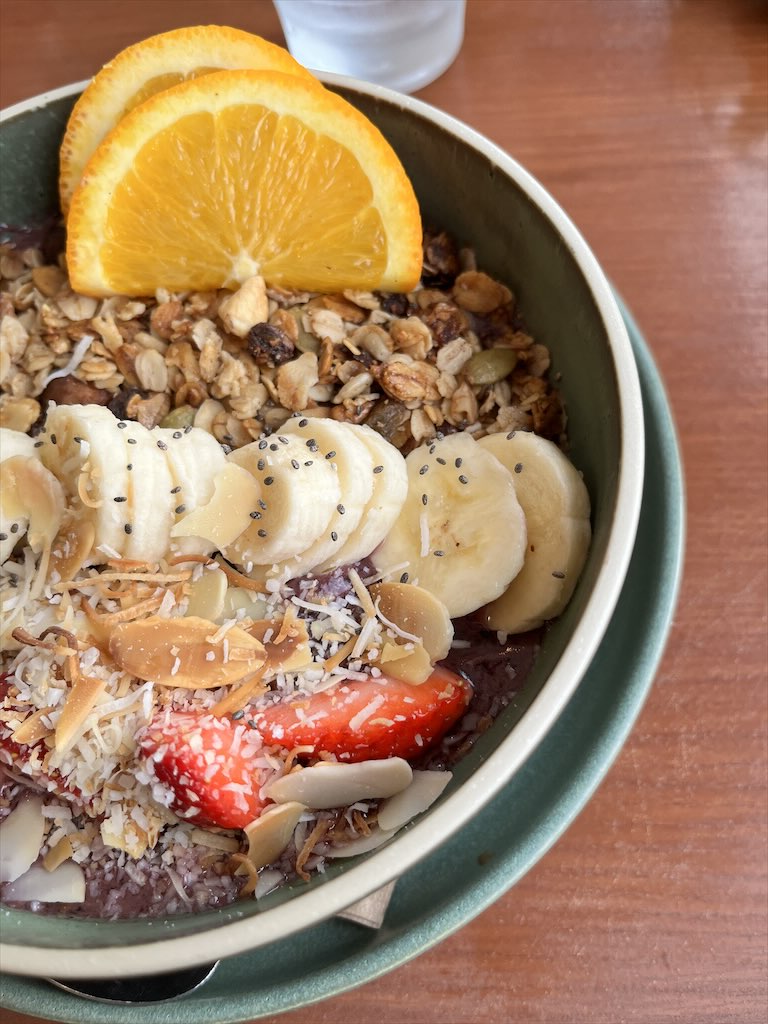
[0,56,644,981]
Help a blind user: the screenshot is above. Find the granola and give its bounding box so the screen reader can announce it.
[0,228,564,449]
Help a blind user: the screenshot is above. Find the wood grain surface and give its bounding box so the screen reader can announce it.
[1,1,766,1022]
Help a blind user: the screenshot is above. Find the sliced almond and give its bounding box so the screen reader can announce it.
[264,758,412,809]
[186,565,228,621]
[241,801,306,872]
[249,618,313,674]
[0,455,65,552]
[108,614,266,688]
[3,861,86,903]
[210,673,266,716]
[48,517,95,581]
[221,586,268,621]
[170,463,261,549]
[0,795,45,883]
[323,827,397,858]
[380,642,411,664]
[188,828,241,853]
[43,835,74,872]
[379,641,433,684]
[55,675,107,752]
[11,706,54,746]
[377,770,452,832]
[371,582,454,661]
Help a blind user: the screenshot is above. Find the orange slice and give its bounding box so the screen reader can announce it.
[59,25,315,214]
[65,70,423,297]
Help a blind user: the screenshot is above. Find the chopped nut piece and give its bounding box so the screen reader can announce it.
[218,275,269,337]
[276,351,319,410]
[134,347,169,392]
[435,336,473,375]
[150,299,183,340]
[452,270,512,313]
[55,675,107,753]
[31,265,66,298]
[421,301,467,346]
[422,228,460,287]
[0,395,41,432]
[380,360,440,403]
[390,316,433,360]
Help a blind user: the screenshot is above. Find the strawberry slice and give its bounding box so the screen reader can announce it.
[251,666,472,763]
[138,710,266,830]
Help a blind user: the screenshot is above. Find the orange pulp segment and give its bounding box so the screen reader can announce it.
[65,70,423,297]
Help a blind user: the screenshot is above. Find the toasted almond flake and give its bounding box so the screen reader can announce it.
[43,835,75,872]
[55,674,107,753]
[210,672,267,716]
[380,641,411,664]
[186,566,227,621]
[322,634,357,673]
[11,706,54,745]
[188,828,241,853]
[273,603,297,646]
[93,592,165,626]
[241,801,306,874]
[48,518,95,583]
[380,641,432,684]
[0,795,45,883]
[249,618,313,673]
[109,614,266,688]
[171,464,261,548]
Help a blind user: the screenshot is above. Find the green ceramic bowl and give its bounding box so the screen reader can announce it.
[0,75,644,980]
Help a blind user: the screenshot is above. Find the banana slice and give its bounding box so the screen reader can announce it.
[478,431,591,633]
[121,420,174,562]
[254,418,375,578]
[0,427,37,463]
[315,423,408,572]
[0,428,40,563]
[372,432,527,618]
[40,404,133,561]
[156,426,227,556]
[225,435,340,565]
[0,456,65,565]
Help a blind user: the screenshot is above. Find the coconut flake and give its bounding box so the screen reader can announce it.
[40,334,94,388]
[0,795,45,882]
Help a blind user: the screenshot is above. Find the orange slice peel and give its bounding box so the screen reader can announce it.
[59,25,315,213]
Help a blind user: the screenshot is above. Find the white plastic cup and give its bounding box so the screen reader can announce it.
[273,0,466,94]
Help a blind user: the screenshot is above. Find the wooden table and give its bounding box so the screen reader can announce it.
[1,1,766,1021]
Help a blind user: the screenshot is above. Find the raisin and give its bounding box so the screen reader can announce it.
[421,228,460,288]
[246,323,296,367]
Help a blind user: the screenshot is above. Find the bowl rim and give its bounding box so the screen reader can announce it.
[0,72,644,979]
